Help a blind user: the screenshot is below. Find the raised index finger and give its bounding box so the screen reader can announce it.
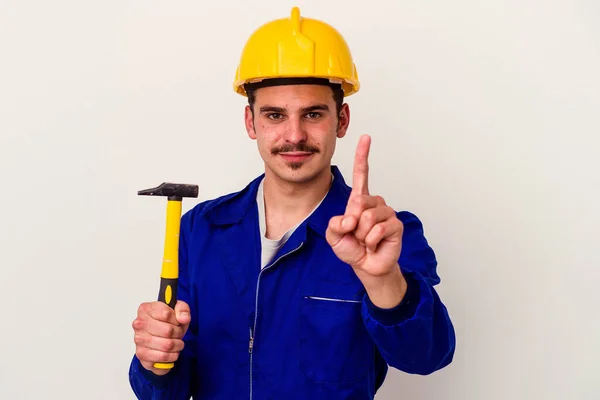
[352,134,371,195]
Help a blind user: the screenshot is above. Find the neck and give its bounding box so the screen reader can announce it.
[262,167,332,239]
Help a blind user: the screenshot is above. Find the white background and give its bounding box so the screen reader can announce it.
[1,0,599,399]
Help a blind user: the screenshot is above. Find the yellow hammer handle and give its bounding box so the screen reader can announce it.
[154,199,182,370]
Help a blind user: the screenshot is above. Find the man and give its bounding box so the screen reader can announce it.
[129,7,455,399]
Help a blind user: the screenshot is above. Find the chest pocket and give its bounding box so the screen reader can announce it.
[298,282,374,384]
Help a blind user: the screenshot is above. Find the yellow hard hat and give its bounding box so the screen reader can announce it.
[233,7,360,97]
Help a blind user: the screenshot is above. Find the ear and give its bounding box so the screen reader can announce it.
[336,103,350,139]
[245,105,257,140]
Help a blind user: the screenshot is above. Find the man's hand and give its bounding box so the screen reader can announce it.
[326,134,408,309]
[132,300,191,376]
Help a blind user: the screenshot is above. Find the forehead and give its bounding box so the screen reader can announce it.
[252,84,334,106]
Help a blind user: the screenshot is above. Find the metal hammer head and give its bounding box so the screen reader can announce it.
[138,182,199,201]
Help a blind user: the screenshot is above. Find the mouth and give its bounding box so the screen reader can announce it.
[278,152,314,163]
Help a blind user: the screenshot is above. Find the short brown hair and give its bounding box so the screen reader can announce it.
[244,77,344,115]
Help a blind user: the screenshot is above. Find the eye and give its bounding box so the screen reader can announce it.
[267,113,283,120]
[305,112,322,119]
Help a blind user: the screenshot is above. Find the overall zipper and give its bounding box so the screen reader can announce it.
[249,242,304,400]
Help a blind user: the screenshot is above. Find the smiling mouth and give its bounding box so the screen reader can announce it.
[280,152,313,156]
[278,152,314,161]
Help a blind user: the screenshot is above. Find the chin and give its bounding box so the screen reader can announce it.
[272,162,321,184]
[287,162,304,171]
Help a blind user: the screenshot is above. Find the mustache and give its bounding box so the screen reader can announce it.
[271,143,320,154]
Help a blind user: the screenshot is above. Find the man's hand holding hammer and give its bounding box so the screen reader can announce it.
[134,182,198,375]
[132,300,191,375]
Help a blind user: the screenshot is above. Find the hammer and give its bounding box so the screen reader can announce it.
[138,182,198,369]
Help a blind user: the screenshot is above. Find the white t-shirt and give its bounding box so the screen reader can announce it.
[257,175,332,269]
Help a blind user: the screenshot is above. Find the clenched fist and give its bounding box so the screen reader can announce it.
[132,300,191,376]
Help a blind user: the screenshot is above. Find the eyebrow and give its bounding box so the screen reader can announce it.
[259,104,331,113]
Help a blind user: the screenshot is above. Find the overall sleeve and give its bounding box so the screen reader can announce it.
[361,211,456,375]
[129,212,197,399]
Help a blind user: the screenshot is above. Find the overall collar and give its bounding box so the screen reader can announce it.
[205,165,352,238]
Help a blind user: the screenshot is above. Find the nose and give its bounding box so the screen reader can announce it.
[282,115,307,144]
